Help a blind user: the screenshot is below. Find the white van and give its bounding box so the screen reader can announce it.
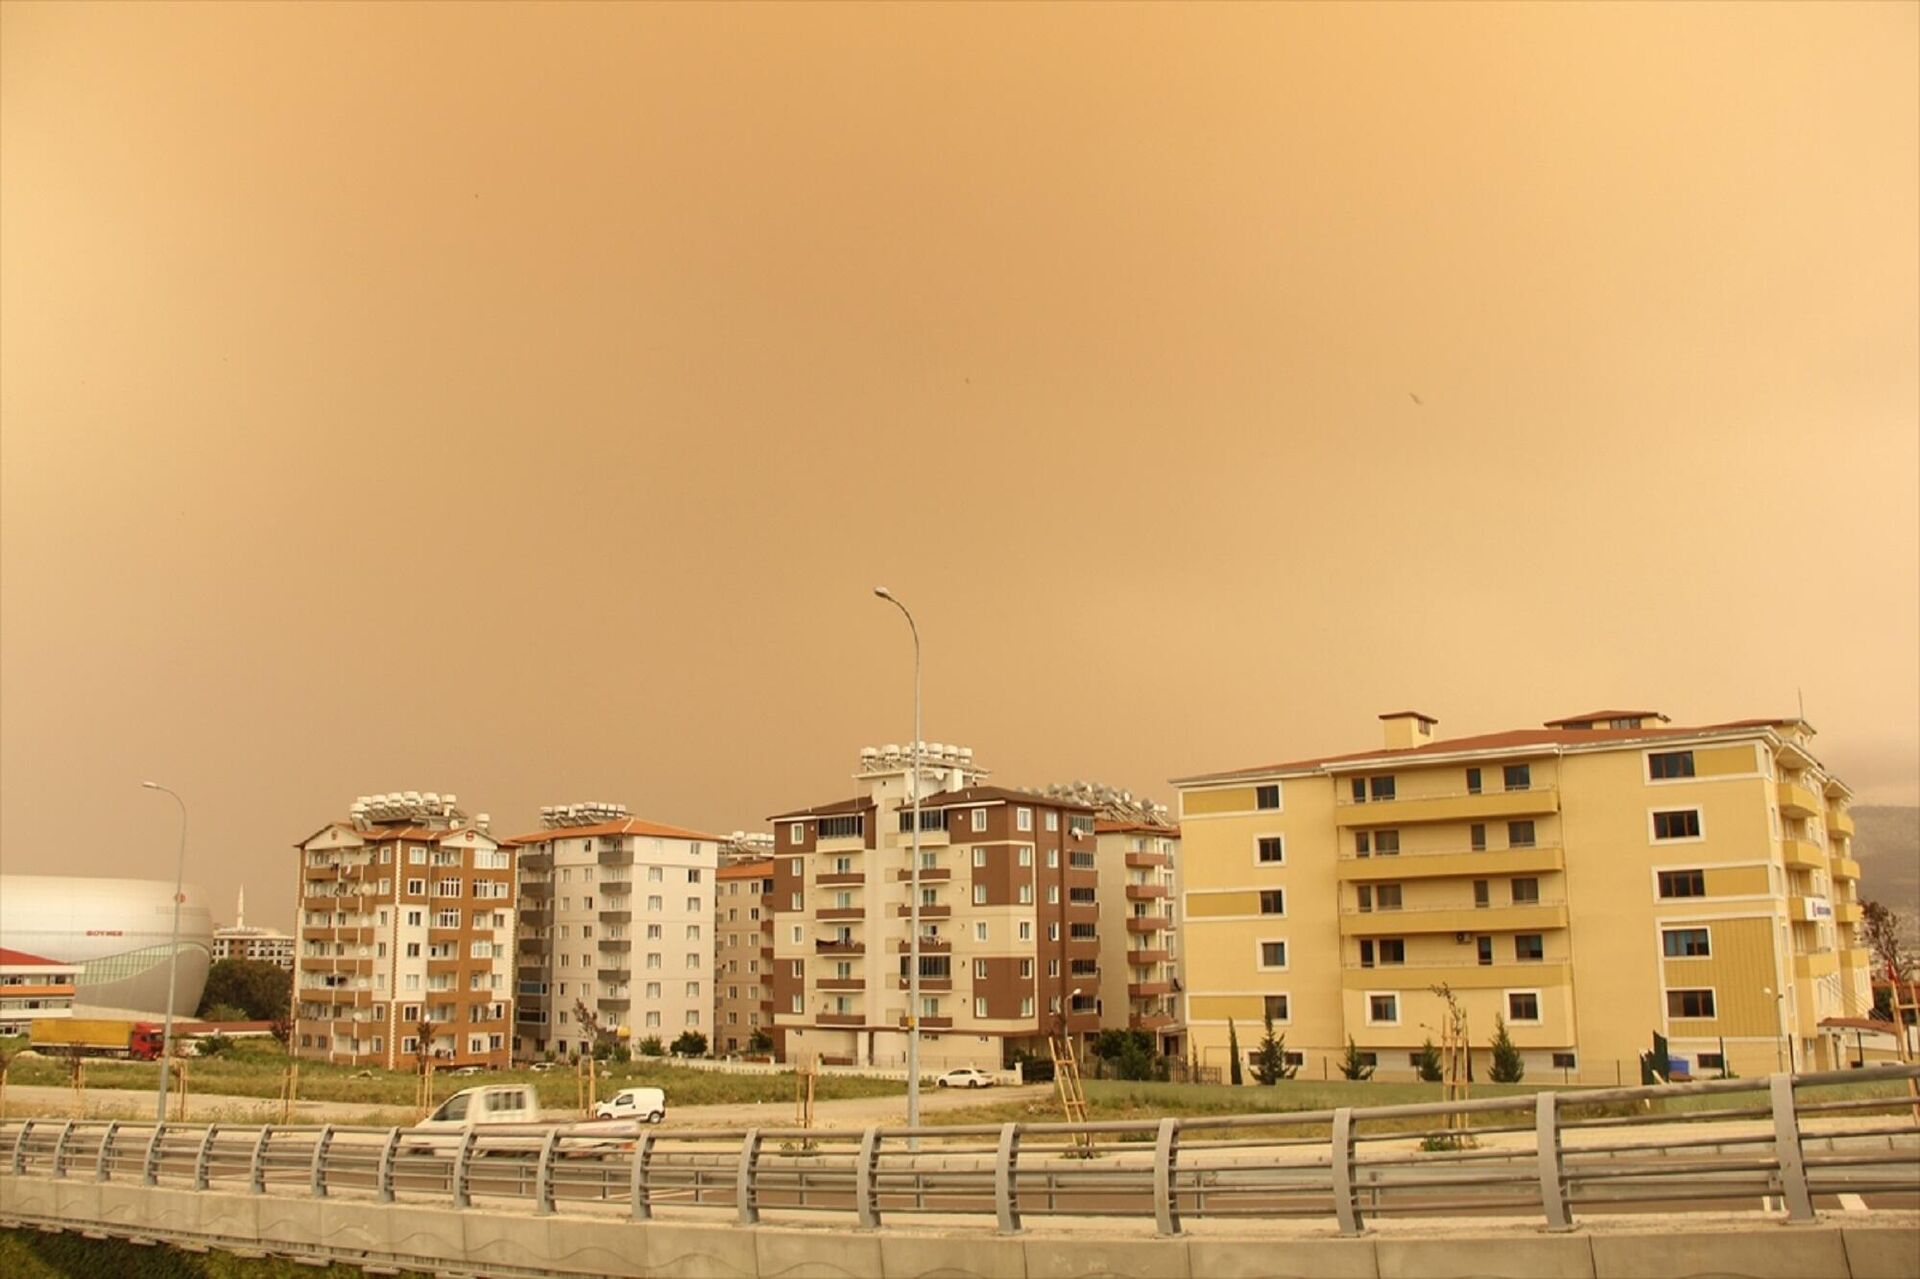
[405,1085,542,1151]
[594,1086,667,1124]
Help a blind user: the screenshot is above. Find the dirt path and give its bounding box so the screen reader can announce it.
[0,1082,1057,1130]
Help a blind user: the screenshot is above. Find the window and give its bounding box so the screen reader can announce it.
[1662,927,1711,957]
[1507,821,1535,849]
[1377,938,1405,965]
[1045,811,1059,832]
[973,884,988,905]
[1470,823,1486,852]
[819,815,862,840]
[1658,869,1706,899]
[1367,993,1398,1025]
[1503,763,1531,791]
[1255,784,1280,810]
[1258,941,1287,969]
[1465,767,1482,795]
[1016,807,1033,832]
[1653,810,1702,841]
[788,823,803,845]
[1508,991,1540,1021]
[1696,1051,1724,1071]
[1353,832,1371,857]
[1018,846,1033,867]
[972,848,987,868]
[1476,936,1493,966]
[1259,890,1285,916]
[1649,750,1696,780]
[1667,989,1715,1018]
[1017,921,1032,942]
[974,922,988,942]
[1374,830,1400,856]
[1017,883,1034,905]
[1256,836,1284,864]
[1263,994,1289,1021]
[1375,883,1403,911]
[1514,934,1544,961]
[1356,884,1373,913]
[970,809,987,832]
[1473,880,1490,908]
[975,997,989,1018]
[1351,778,1367,803]
[1510,877,1539,905]
[1370,776,1396,801]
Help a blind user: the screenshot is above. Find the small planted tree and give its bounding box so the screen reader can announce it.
[1227,1019,1243,1086]
[1488,1014,1525,1083]
[638,1036,664,1057]
[1338,1036,1374,1081]
[1250,1008,1297,1085]
[748,1029,773,1054]
[1415,1038,1443,1083]
[671,1030,708,1058]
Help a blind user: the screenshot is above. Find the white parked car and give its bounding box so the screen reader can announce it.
[937,1067,995,1089]
[594,1086,667,1123]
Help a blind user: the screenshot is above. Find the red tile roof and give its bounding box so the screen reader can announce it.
[1542,710,1669,727]
[503,816,724,846]
[0,948,73,968]
[717,858,776,879]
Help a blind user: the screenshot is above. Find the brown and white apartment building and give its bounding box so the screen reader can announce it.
[769,743,1104,1073]
[509,804,719,1060]
[294,793,515,1070]
[714,858,777,1055]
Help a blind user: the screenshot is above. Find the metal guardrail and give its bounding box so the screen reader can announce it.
[3,1066,1916,1237]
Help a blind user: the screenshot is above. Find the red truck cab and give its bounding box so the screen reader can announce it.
[128,1022,164,1061]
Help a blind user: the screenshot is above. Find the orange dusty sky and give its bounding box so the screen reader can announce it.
[2,4,1915,928]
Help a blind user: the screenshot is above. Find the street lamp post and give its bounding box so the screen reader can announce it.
[1764,987,1793,1075]
[873,587,922,1136]
[142,781,188,1122]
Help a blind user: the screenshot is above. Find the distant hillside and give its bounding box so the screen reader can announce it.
[1852,805,1919,916]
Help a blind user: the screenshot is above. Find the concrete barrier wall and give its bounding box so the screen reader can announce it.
[1,1174,1914,1279]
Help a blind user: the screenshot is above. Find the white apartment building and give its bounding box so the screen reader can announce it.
[213,888,295,969]
[510,803,720,1059]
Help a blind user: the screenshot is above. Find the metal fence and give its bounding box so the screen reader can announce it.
[4,1065,1915,1237]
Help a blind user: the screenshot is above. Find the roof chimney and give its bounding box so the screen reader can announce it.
[1379,710,1438,751]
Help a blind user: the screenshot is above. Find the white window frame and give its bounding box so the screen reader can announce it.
[1253,833,1285,866]
[1262,992,1292,1025]
[1661,925,1713,959]
[1255,938,1289,971]
[1505,988,1543,1024]
[1016,807,1033,832]
[1647,806,1707,844]
[1365,991,1400,1026]
[971,808,987,832]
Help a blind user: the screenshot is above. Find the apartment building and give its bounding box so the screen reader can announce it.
[294,793,515,1070]
[213,888,295,969]
[0,948,81,1037]
[1174,711,1871,1083]
[770,743,1102,1072]
[1095,817,1183,1055]
[714,858,776,1055]
[509,803,719,1060]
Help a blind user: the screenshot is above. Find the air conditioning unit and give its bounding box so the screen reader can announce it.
[1455,932,1471,944]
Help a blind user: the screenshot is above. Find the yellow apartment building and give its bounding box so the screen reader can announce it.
[1174,711,1871,1084]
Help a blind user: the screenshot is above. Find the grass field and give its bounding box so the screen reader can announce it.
[0,1228,425,1279]
[0,1037,903,1113]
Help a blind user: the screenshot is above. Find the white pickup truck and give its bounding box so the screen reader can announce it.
[404,1085,649,1153]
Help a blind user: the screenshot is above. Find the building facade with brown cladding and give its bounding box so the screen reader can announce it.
[714,857,777,1055]
[294,792,515,1070]
[769,743,1102,1073]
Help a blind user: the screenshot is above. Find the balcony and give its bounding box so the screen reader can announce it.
[596,847,632,867]
[896,937,949,954]
[1832,856,1862,881]
[817,872,865,887]
[1776,780,1820,818]
[1789,895,1834,924]
[1334,786,1559,828]
[518,850,552,872]
[599,908,632,924]
[520,880,551,899]
[597,938,632,953]
[897,977,954,992]
[817,977,865,991]
[897,904,952,919]
[1780,836,1826,872]
[595,967,629,983]
[1340,959,1572,990]
[1339,901,1569,937]
[1126,916,1169,934]
[818,834,868,854]
[1834,899,1862,925]
[1338,844,1566,882]
[1130,1013,1176,1031]
[900,1016,953,1030]
[1128,981,1173,998]
[599,997,630,1011]
[1829,809,1856,839]
[818,1012,863,1027]
[1794,950,1839,979]
[818,907,866,921]
[1129,949,1173,965]
[816,940,866,955]
[895,867,952,882]
[1125,884,1170,901]
[1124,851,1170,869]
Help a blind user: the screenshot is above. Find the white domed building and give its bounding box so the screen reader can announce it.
[0,875,215,1018]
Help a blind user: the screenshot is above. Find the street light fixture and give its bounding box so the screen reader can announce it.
[1763,987,1793,1075]
[873,587,923,1136]
[142,781,188,1122]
